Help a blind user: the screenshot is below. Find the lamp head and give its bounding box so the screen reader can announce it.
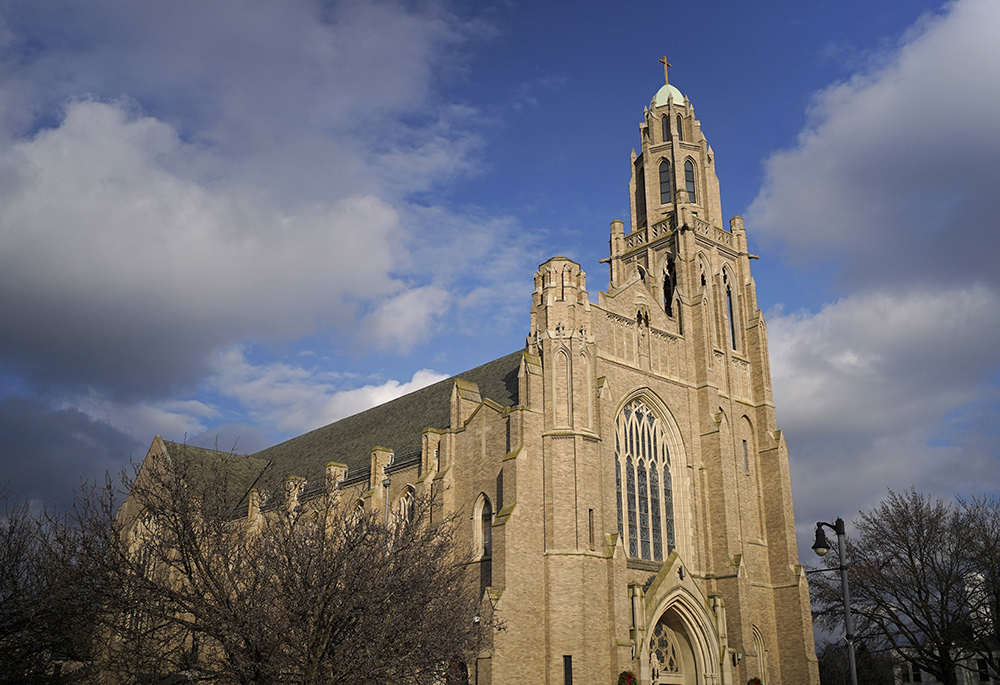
[812,524,830,557]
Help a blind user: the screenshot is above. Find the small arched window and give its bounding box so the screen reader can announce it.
[661,115,669,142]
[685,161,696,203]
[658,160,671,204]
[481,497,493,558]
[676,115,683,141]
[474,494,493,559]
[398,487,415,524]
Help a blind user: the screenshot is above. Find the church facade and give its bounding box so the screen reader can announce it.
[143,72,819,685]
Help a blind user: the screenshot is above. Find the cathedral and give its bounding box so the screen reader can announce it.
[144,67,819,685]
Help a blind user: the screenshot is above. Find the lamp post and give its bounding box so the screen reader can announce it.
[382,477,391,524]
[812,517,858,685]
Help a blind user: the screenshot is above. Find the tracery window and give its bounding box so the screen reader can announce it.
[650,622,681,677]
[659,160,671,204]
[615,399,676,561]
[684,160,696,203]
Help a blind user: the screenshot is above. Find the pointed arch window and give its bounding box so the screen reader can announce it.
[615,399,676,560]
[661,115,669,142]
[684,160,696,203]
[658,160,671,204]
[676,115,683,141]
[481,497,493,558]
[398,487,415,524]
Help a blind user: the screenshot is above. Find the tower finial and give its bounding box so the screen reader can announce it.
[659,56,671,85]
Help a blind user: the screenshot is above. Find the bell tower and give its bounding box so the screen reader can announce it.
[626,58,723,238]
[596,64,819,685]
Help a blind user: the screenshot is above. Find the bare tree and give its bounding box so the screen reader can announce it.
[815,639,895,685]
[0,483,113,684]
[811,489,992,685]
[91,446,492,685]
[957,495,1000,677]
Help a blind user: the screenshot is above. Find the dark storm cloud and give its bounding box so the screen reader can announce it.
[0,395,142,509]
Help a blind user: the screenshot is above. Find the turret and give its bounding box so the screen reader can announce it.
[528,257,596,434]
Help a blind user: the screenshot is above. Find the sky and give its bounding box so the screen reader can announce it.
[0,0,998,562]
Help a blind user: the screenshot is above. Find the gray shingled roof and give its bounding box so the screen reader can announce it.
[247,350,522,496]
[160,441,270,511]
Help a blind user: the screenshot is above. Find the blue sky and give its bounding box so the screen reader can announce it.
[1,0,998,559]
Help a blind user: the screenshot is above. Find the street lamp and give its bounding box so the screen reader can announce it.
[811,517,857,685]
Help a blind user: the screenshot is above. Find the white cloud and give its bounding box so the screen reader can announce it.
[70,390,217,444]
[747,0,1000,288]
[0,99,409,393]
[741,0,1000,556]
[362,285,452,351]
[208,346,449,435]
[768,286,1000,555]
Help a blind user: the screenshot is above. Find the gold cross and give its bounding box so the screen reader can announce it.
[660,56,671,85]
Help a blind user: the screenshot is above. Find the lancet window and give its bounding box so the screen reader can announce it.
[634,157,647,229]
[661,115,669,142]
[659,160,671,204]
[615,399,676,561]
[676,115,683,141]
[685,160,696,203]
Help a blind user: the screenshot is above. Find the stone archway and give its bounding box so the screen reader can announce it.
[644,588,721,685]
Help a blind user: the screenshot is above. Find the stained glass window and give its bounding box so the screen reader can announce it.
[614,399,677,561]
[664,464,675,554]
[650,464,662,561]
[615,455,623,539]
[626,456,638,557]
[638,461,650,559]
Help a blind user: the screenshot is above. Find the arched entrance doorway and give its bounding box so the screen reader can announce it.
[643,589,721,685]
[648,611,697,685]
